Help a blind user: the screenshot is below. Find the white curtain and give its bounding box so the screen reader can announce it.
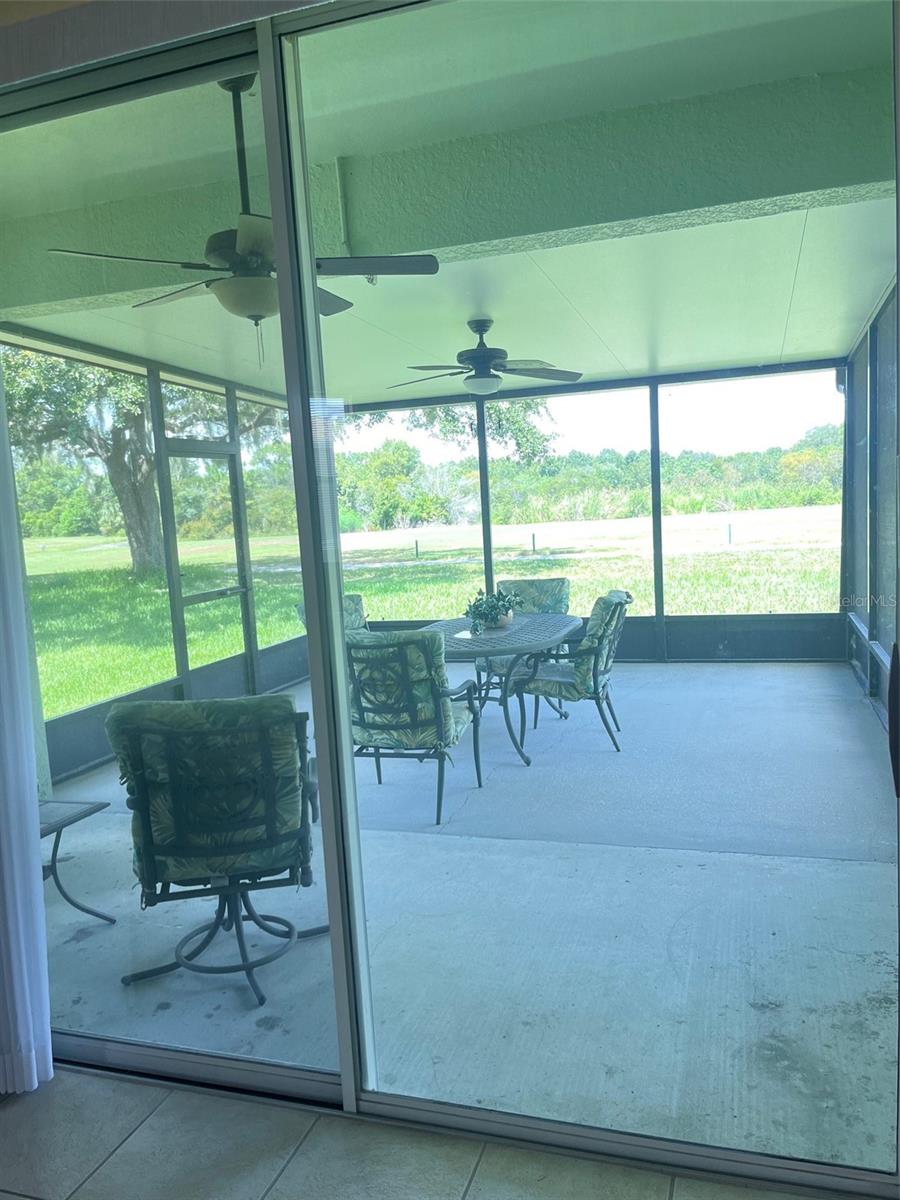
[0,357,53,1093]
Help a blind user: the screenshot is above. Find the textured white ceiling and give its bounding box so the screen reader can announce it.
[25,196,894,402]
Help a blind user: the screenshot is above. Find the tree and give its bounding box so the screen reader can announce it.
[13,455,117,538]
[342,397,552,464]
[1,347,278,574]
[2,348,166,572]
[334,440,457,531]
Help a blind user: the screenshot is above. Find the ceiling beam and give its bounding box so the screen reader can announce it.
[327,65,894,261]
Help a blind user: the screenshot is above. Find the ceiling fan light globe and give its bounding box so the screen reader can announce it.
[209,275,279,323]
[463,372,502,395]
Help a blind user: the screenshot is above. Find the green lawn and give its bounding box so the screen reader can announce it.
[23,505,842,719]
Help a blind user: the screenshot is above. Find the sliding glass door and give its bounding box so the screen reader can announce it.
[0,50,340,1091]
[2,0,897,1191]
[274,0,899,1184]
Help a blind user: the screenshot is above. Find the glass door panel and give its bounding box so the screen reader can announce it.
[4,60,340,1084]
[162,381,229,441]
[171,455,241,596]
[237,399,305,651]
[874,297,898,659]
[183,593,245,668]
[283,0,899,1176]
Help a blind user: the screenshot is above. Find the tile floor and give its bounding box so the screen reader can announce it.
[0,1066,824,1200]
[44,663,898,1167]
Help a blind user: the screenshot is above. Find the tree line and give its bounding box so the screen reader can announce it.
[4,344,843,566]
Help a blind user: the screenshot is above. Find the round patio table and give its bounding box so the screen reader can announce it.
[422,612,582,766]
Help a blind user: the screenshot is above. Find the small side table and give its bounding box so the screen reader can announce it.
[40,800,117,925]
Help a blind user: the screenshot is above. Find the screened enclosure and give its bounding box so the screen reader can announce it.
[1,0,898,1191]
[3,335,879,779]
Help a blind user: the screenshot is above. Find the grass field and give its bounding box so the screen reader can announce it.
[23,504,841,719]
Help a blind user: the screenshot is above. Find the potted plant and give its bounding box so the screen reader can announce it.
[464,586,522,634]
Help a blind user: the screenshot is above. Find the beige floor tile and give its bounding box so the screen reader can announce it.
[266,1114,482,1200]
[70,1090,314,1200]
[0,1069,168,1200]
[467,1144,671,1200]
[674,1179,815,1200]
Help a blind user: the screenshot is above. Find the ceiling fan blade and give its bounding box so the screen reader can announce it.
[318,286,353,317]
[501,359,558,370]
[500,367,583,383]
[235,213,274,261]
[406,364,461,371]
[387,372,465,390]
[132,281,213,309]
[49,248,223,272]
[316,254,439,277]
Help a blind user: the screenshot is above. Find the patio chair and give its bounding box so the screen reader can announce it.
[296,592,368,631]
[476,577,570,725]
[346,628,482,825]
[512,589,632,751]
[105,695,327,1007]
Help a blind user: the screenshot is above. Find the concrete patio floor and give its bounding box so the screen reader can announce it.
[44,663,898,1171]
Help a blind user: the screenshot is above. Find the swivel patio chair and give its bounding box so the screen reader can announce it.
[297,592,368,632]
[346,628,482,825]
[476,577,570,725]
[105,695,327,1007]
[512,589,632,751]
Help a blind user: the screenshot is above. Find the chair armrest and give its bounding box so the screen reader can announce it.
[442,678,478,698]
[441,679,479,717]
[303,756,320,823]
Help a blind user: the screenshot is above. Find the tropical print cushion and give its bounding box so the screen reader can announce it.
[520,662,613,702]
[517,589,631,700]
[475,579,570,675]
[346,629,461,750]
[496,577,570,615]
[296,593,367,631]
[352,700,473,751]
[573,590,631,692]
[342,594,367,630]
[106,696,311,889]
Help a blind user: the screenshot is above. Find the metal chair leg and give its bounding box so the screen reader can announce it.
[121,895,228,985]
[518,690,527,747]
[436,752,446,825]
[473,717,483,788]
[230,893,266,1006]
[241,892,328,942]
[122,887,314,1004]
[374,746,383,784]
[595,697,621,751]
[606,690,621,732]
[533,695,540,729]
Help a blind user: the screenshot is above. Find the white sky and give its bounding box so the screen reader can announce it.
[333,369,843,463]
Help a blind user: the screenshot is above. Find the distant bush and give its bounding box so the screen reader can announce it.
[14,456,120,538]
[340,508,364,533]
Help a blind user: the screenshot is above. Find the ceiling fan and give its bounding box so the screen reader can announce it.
[390,318,582,395]
[48,74,438,328]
